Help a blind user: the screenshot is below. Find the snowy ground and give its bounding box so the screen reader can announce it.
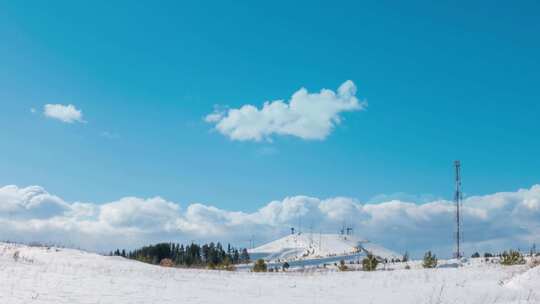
[0,242,539,304]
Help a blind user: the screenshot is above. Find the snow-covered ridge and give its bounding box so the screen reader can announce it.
[0,242,539,303]
[249,233,400,262]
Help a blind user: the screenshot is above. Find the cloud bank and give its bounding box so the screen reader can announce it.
[1,184,539,258]
[205,80,366,141]
[43,104,85,123]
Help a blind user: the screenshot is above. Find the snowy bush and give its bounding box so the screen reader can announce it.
[500,250,525,266]
[12,250,20,262]
[422,251,437,268]
[362,254,378,271]
[252,259,267,272]
[338,259,348,271]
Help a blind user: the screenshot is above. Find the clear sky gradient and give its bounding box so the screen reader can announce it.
[1,0,539,212]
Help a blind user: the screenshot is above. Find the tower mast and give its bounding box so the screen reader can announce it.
[454,160,463,258]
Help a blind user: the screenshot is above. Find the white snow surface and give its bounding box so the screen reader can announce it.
[505,263,540,291]
[249,233,400,261]
[1,242,539,304]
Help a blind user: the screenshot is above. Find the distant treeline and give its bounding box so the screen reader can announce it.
[111,242,250,268]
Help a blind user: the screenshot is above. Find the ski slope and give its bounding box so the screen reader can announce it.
[249,233,400,262]
[1,242,538,304]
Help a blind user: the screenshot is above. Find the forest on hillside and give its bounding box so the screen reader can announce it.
[111,242,250,269]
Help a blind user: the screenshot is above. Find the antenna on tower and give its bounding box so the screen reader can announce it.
[454,160,463,259]
[298,211,302,235]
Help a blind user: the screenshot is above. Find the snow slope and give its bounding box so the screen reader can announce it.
[249,233,400,262]
[505,263,540,291]
[0,242,538,304]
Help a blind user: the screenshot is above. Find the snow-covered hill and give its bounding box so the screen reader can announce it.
[249,233,400,262]
[0,242,539,304]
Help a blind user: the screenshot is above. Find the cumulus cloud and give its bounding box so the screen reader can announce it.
[205,80,366,141]
[0,185,70,219]
[0,184,539,258]
[43,104,85,123]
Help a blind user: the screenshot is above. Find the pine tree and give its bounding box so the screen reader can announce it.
[178,244,185,265]
[362,254,378,271]
[422,251,437,268]
[240,248,250,263]
[233,249,240,264]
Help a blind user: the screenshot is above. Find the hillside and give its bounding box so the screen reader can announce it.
[249,233,400,262]
[0,242,538,304]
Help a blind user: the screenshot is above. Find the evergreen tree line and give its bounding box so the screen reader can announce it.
[111,242,250,268]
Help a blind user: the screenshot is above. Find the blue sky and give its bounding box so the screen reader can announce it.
[1,1,540,254]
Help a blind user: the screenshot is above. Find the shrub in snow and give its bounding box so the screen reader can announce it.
[12,251,20,262]
[208,256,235,271]
[159,258,175,267]
[252,259,267,272]
[362,254,378,271]
[282,262,290,271]
[422,251,437,268]
[471,252,480,258]
[404,264,411,270]
[500,250,525,266]
[338,259,348,271]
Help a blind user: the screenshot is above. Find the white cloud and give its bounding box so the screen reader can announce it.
[205,80,366,141]
[0,184,539,257]
[43,104,85,123]
[99,197,180,230]
[0,185,70,219]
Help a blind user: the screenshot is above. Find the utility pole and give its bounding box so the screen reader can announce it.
[250,235,255,249]
[454,160,463,259]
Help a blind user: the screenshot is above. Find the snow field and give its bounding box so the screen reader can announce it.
[0,243,538,304]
